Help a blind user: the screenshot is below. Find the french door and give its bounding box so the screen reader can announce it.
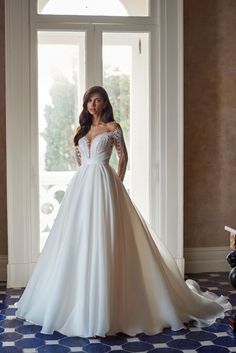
[37,27,151,251]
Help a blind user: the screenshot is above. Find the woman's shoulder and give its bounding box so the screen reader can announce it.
[107,121,122,132]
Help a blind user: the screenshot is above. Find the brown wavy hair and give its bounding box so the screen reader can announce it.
[73,86,114,147]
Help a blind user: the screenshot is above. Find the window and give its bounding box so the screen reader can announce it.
[38,0,149,16]
[38,31,85,249]
[103,32,150,221]
[32,1,156,251]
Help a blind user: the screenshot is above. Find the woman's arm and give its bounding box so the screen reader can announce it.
[74,145,81,166]
[113,124,128,182]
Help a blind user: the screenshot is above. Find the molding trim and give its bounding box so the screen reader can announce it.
[7,262,36,289]
[158,0,184,269]
[5,0,33,288]
[0,255,8,281]
[185,246,230,273]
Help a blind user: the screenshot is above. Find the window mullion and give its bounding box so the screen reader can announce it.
[86,24,95,88]
[86,24,102,88]
[93,26,103,86]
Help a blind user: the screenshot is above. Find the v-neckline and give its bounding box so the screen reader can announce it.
[84,125,120,145]
[84,130,112,158]
[82,126,120,158]
[84,130,110,145]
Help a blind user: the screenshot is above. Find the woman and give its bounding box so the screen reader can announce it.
[15,86,232,338]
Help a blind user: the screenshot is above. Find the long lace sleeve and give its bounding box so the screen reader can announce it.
[74,145,81,166]
[113,125,128,182]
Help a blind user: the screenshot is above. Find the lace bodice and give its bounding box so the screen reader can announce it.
[74,126,128,182]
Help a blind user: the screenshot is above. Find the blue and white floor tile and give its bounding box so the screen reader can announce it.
[0,272,236,353]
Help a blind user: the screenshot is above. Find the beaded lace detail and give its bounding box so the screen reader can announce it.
[74,145,81,166]
[75,125,128,182]
[112,126,128,182]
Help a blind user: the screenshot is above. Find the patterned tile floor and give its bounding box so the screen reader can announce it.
[1,272,236,353]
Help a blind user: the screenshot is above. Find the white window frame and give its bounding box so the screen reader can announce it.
[5,0,183,288]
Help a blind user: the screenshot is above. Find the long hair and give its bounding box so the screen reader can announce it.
[73,86,114,147]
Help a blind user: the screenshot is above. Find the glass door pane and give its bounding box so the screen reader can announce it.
[37,31,85,251]
[103,32,150,222]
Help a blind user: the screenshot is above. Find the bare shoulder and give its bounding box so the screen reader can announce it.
[107,121,122,132]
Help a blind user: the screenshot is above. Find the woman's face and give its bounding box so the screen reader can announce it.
[87,93,107,117]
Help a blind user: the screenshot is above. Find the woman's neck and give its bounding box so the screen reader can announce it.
[91,115,103,127]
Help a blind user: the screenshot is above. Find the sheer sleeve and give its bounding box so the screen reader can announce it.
[74,145,81,166]
[113,125,128,182]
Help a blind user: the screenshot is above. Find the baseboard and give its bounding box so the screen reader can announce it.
[176,257,185,277]
[0,255,8,281]
[185,246,230,273]
[7,262,38,288]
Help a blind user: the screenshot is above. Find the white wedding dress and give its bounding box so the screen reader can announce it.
[15,125,232,338]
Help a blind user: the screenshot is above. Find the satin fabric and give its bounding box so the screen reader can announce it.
[15,128,232,337]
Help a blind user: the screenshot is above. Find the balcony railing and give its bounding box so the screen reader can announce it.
[39,170,130,251]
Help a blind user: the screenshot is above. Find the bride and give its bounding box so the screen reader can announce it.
[14,86,232,338]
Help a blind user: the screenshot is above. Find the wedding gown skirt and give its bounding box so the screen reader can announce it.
[14,127,232,337]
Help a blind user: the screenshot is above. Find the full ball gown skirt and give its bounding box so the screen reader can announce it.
[15,126,232,337]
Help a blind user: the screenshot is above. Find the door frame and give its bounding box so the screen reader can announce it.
[5,0,183,288]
